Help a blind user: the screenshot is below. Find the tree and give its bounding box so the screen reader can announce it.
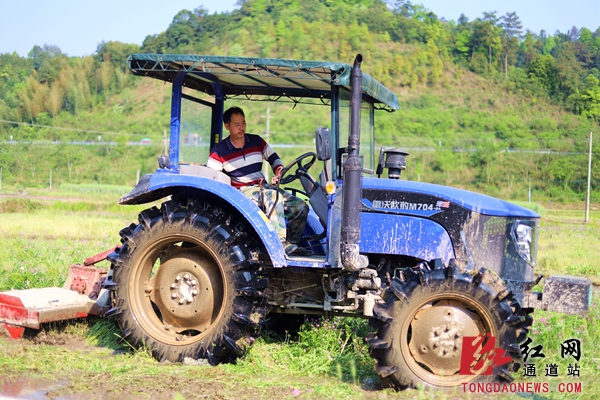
[575,27,599,69]
[141,33,168,53]
[95,41,141,71]
[528,54,559,96]
[98,61,113,94]
[568,26,580,41]
[573,74,600,120]
[47,81,63,121]
[581,85,600,120]
[555,42,585,101]
[519,30,539,67]
[165,10,197,50]
[388,0,416,17]
[471,15,501,71]
[501,12,523,78]
[27,44,65,83]
[454,28,473,61]
[542,35,557,55]
[482,12,501,70]
[457,13,469,27]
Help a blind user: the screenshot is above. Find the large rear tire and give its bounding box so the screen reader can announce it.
[367,262,526,390]
[107,199,267,364]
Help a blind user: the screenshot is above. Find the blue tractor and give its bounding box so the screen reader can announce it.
[107,54,591,390]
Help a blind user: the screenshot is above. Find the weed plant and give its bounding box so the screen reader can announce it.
[236,317,375,385]
[0,198,42,213]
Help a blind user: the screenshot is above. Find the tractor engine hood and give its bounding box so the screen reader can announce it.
[361,177,539,218]
[361,178,540,292]
[360,177,540,290]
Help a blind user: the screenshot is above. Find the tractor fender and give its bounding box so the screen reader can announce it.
[119,172,287,267]
[360,212,455,265]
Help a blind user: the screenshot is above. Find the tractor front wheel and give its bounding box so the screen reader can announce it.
[367,263,526,390]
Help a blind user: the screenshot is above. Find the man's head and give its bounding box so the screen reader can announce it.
[223,107,246,143]
[223,106,245,124]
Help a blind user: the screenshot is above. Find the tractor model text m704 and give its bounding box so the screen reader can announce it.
[1,54,592,390]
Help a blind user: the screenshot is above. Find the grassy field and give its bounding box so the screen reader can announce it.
[0,185,598,399]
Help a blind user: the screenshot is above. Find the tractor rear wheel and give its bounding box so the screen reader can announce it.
[107,199,267,364]
[367,262,526,390]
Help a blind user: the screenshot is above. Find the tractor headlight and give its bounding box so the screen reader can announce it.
[511,220,538,266]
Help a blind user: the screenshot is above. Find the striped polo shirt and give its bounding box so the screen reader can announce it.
[207,133,283,188]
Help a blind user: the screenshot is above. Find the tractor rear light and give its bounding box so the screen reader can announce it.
[511,220,538,266]
[325,181,336,194]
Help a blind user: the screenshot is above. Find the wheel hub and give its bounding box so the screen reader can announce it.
[170,273,200,304]
[148,248,224,333]
[408,300,484,376]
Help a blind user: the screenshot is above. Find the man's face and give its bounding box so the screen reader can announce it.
[224,112,246,141]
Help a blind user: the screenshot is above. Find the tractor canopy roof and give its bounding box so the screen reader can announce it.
[127,53,399,112]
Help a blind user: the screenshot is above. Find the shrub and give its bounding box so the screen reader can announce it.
[0,198,42,213]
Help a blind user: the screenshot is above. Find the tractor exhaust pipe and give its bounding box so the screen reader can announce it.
[341,54,368,271]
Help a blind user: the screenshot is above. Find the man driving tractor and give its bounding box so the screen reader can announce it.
[207,106,311,256]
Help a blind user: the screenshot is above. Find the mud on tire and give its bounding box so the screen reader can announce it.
[367,262,527,390]
[106,199,268,364]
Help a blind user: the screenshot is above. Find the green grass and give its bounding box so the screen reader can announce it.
[537,207,600,285]
[510,298,600,399]
[236,317,374,383]
[0,185,156,290]
[0,185,598,399]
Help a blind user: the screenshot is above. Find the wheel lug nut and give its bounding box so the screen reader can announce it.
[171,293,178,299]
[179,298,185,305]
[170,283,177,289]
[184,274,190,280]
[191,279,197,285]
[175,275,181,282]
[192,289,198,295]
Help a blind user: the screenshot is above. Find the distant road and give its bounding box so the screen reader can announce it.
[1,140,585,155]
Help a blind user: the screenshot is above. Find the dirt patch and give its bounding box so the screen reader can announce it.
[22,321,98,352]
[27,330,91,351]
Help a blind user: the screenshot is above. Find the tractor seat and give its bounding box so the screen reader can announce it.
[299,172,329,229]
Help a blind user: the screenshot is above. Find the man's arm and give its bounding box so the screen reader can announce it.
[207,149,224,171]
[262,141,283,172]
[262,139,284,184]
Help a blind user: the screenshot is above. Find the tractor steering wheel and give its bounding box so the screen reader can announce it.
[279,152,317,185]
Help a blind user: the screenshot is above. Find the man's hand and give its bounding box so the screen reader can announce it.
[271,165,283,185]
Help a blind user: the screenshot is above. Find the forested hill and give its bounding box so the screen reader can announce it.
[0,0,599,201]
